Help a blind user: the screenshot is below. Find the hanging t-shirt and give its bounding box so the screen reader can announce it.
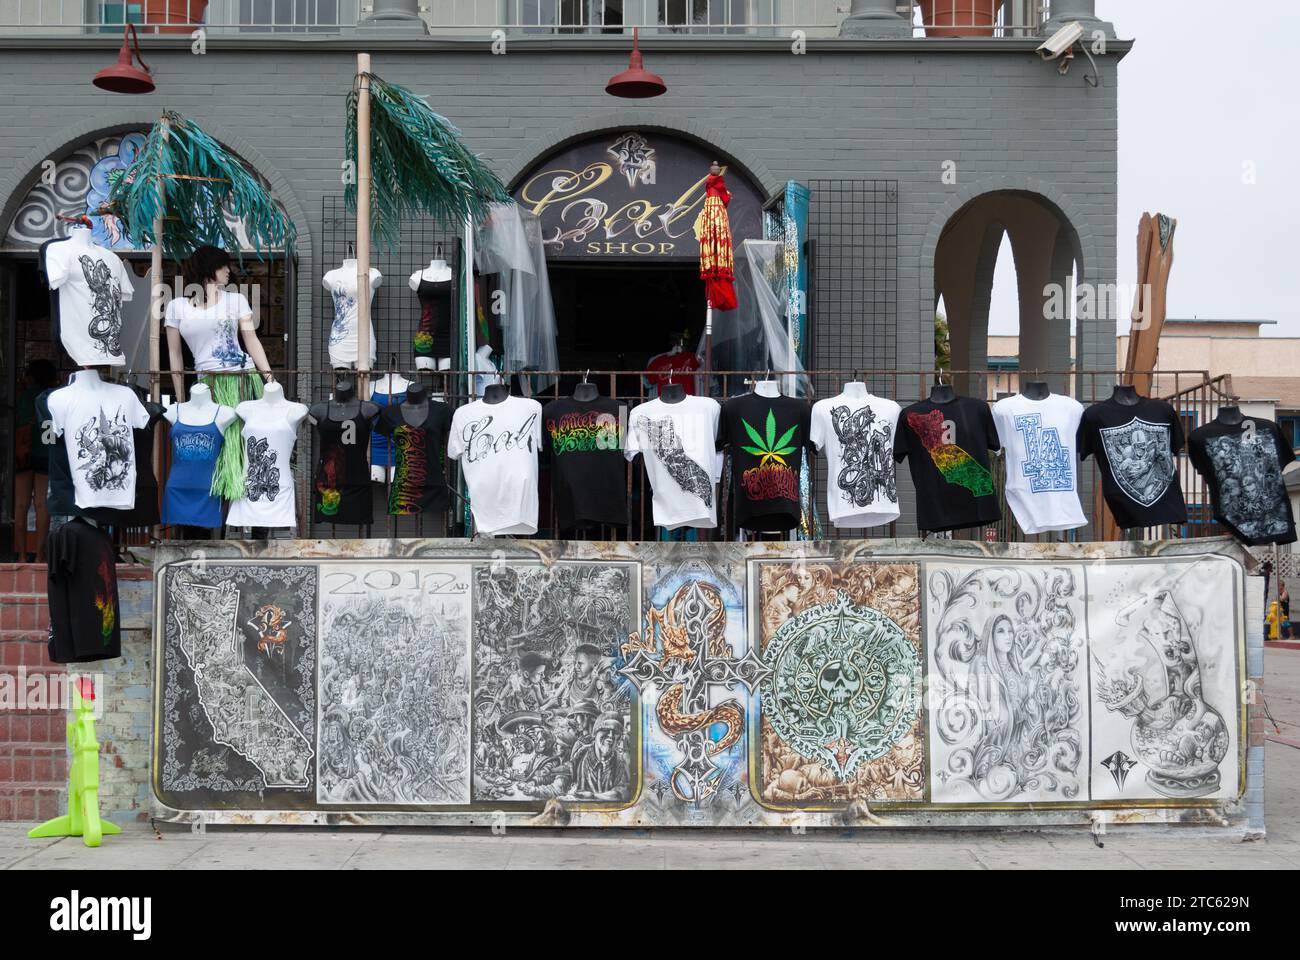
[227,400,305,529]
[719,393,811,532]
[1078,397,1187,529]
[810,392,901,528]
[163,290,255,372]
[323,265,381,369]
[448,395,543,535]
[992,393,1087,535]
[894,395,1002,534]
[44,234,134,367]
[47,373,151,511]
[376,400,453,516]
[626,395,722,530]
[162,409,225,529]
[543,396,626,530]
[1189,417,1297,546]
[47,518,121,664]
[644,349,702,396]
[312,404,375,525]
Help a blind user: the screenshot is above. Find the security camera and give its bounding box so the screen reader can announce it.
[1038,20,1085,62]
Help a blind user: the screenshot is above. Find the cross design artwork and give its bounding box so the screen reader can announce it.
[620,579,769,804]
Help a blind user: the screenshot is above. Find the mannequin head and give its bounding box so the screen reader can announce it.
[189,245,232,287]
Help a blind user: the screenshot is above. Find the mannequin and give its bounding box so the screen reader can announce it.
[369,370,413,483]
[659,381,686,404]
[165,382,237,433]
[1110,384,1140,406]
[400,380,431,423]
[323,258,382,370]
[753,379,781,398]
[573,373,599,402]
[310,374,379,425]
[483,381,510,405]
[843,380,869,399]
[1020,380,1051,401]
[409,255,453,372]
[929,382,956,404]
[240,379,307,426]
[1216,405,1245,426]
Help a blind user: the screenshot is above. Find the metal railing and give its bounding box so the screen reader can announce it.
[0,0,1051,38]
[65,366,1237,555]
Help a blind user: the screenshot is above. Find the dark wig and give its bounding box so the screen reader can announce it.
[187,245,232,285]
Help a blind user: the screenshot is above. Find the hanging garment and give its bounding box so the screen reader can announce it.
[47,518,121,664]
[626,395,723,530]
[693,173,737,311]
[810,392,902,528]
[720,393,812,533]
[162,410,225,529]
[894,395,1002,534]
[46,372,150,512]
[227,404,301,529]
[992,393,1087,536]
[1078,397,1188,530]
[1189,417,1297,546]
[312,403,375,525]
[369,381,408,474]
[376,401,453,516]
[323,263,381,369]
[448,395,542,535]
[414,277,453,365]
[43,230,134,367]
[543,396,626,531]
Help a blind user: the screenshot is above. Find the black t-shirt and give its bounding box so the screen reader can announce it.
[1189,416,1297,545]
[1078,398,1187,529]
[313,407,375,525]
[542,396,626,530]
[47,518,121,663]
[374,401,452,516]
[893,395,1002,533]
[719,393,812,532]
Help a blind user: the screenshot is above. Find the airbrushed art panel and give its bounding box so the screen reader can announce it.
[151,540,1251,827]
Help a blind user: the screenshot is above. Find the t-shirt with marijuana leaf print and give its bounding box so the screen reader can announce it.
[719,392,812,532]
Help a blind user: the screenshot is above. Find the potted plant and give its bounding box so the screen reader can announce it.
[919,0,1005,37]
[143,0,208,34]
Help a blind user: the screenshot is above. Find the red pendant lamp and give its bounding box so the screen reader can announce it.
[93,23,155,95]
[605,28,666,99]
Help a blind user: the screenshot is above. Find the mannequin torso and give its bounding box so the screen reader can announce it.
[929,383,956,404]
[166,382,237,432]
[659,383,686,404]
[1020,380,1051,401]
[1110,385,1141,406]
[753,380,781,398]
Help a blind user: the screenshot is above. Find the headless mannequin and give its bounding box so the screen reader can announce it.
[400,380,431,425]
[929,382,956,404]
[483,381,510,405]
[370,372,414,483]
[310,375,379,424]
[409,259,453,371]
[1110,384,1140,406]
[753,379,781,398]
[165,382,237,432]
[573,378,599,402]
[843,380,869,399]
[1217,405,1245,426]
[1021,380,1051,401]
[236,380,308,428]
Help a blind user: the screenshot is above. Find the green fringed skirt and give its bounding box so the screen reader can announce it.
[201,370,264,500]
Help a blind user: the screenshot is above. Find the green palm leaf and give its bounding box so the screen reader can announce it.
[765,409,776,448]
[741,418,765,449]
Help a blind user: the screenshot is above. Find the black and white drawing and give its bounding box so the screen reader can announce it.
[831,404,896,506]
[1205,432,1290,540]
[244,435,280,501]
[1100,418,1175,506]
[928,563,1087,803]
[74,407,133,492]
[78,253,123,357]
[317,563,471,805]
[473,561,637,803]
[638,417,713,506]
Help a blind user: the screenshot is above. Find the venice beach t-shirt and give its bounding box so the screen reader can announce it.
[448,395,543,535]
[992,393,1087,535]
[626,395,722,530]
[47,372,151,511]
[323,266,381,369]
[44,236,134,367]
[1189,417,1297,545]
[894,395,1002,534]
[810,392,901,528]
[1078,397,1187,529]
[164,290,256,372]
[720,393,811,532]
[543,396,626,530]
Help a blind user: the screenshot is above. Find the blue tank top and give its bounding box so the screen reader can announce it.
[162,412,225,528]
[370,388,407,469]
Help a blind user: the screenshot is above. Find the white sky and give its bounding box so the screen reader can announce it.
[986,0,1300,337]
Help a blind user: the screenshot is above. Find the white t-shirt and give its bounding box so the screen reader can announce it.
[164,290,255,372]
[45,234,134,368]
[625,396,723,530]
[448,395,543,536]
[226,398,307,530]
[323,265,381,368]
[810,392,902,528]
[992,392,1087,535]
[47,371,150,510]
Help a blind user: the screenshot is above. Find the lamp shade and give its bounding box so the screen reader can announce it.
[605,28,666,99]
[93,23,155,94]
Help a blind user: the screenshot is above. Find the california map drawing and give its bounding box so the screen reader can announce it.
[906,409,993,497]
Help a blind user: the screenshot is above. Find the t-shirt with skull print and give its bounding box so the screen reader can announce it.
[43,233,134,368]
[1189,416,1297,546]
[1077,397,1187,529]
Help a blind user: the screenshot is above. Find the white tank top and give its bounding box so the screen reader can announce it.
[227,404,299,529]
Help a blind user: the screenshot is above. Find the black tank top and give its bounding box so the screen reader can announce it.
[414,278,453,361]
[312,402,374,525]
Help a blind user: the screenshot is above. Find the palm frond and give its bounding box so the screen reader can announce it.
[346,73,512,249]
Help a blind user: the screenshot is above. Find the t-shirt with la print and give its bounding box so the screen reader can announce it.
[992,392,1086,535]
[1188,416,1297,545]
[720,392,811,532]
[543,396,625,530]
[893,395,1001,533]
[1078,397,1187,529]
[375,400,452,517]
[448,395,542,535]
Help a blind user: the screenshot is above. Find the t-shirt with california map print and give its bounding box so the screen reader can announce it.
[1078,397,1187,530]
[448,395,543,536]
[625,395,722,530]
[720,392,812,532]
[1189,417,1297,546]
[543,396,625,531]
[893,395,1001,534]
[810,391,901,528]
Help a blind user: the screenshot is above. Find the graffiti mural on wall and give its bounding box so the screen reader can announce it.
[152,541,1249,826]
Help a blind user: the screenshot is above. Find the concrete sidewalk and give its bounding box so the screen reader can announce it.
[3,648,1298,871]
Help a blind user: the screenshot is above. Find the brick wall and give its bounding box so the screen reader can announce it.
[0,564,154,824]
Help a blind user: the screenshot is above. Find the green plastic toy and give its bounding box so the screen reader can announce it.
[29,678,120,848]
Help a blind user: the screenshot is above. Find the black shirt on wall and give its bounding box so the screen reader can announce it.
[542,396,626,531]
[1078,397,1187,529]
[893,395,1002,533]
[47,517,121,664]
[1188,416,1297,546]
[719,393,812,532]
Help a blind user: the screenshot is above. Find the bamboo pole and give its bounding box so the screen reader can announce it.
[149,114,169,544]
[355,52,373,393]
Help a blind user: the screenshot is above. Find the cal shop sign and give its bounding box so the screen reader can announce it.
[514,131,763,261]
